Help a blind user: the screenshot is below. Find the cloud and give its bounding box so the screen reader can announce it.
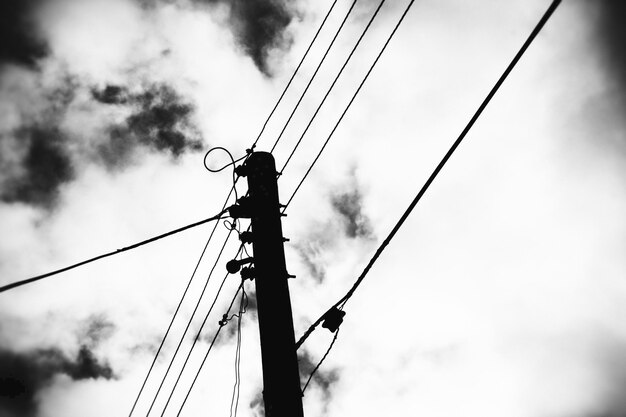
[0,125,74,208]
[0,0,48,68]
[0,78,204,209]
[249,390,265,417]
[594,0,626,103]
[193,0,296,76]
[93,83,205,168]
[298,349,339,412]
[330,185,374,240]
[294,178,374,283]
[79,315,116,347]
[0,345,114,417]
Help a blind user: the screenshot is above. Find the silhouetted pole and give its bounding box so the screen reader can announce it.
[246,152,304,417]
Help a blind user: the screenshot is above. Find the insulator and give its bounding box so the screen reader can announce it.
[239,231,254,244]
[240,267,256,281]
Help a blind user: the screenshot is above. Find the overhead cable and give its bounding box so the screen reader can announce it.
[278,0,386,177]
[249,0,340,153]
[0,209,228,294]
[174,281,245,417]
[127,198,233,417]
[295,0,563,350]
[144,229,237,417]
[158,250,246,417]
[269,0,358,153]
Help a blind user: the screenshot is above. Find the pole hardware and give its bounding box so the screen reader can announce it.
[240,266,256,281]
[321,307,346,333]
[228,196,254,219]
[226,257,254,274]
[239,231,254,244]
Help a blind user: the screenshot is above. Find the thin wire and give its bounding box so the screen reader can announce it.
[301,327,341,394]
[0,209,228,294]
[144,228,236,417]
[229,284,247,417]
[251,0,340,152]
[295,0,563,350]
[175,282,244,417]
[277,0,386,177]
[268,0,358,153]
[159,270,234,417]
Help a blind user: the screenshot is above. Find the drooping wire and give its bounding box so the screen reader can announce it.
[295,0,563,350]
[229,283,248,417]
[1,209,228,295]
[277,0,386,177]
[143,228,237,417]
[174,281,245,417]
[268,0,359,154]
[301,327,341,395]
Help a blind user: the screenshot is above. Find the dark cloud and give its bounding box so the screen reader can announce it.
[298,350,339,409]
[197,0,295,76]
[330,187,374,240]
[594,1,626,104]
[0,125,74,208]
[93,83,204,168]
[249,390,265,417]
[0,345,114,417]
[0,0,48,68]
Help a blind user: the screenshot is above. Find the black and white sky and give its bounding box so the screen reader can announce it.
[1,0,626,416]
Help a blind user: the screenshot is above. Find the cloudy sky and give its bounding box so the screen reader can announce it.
[1,0,625,416]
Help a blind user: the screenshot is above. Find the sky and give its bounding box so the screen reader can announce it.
[0,0,625,416]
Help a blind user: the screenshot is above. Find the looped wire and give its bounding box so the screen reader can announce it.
[204,146,246,202]
[203,147,246,173]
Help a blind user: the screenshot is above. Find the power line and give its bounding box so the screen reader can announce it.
[174,281,244,417]
[127,195,234,417]
[269,0,358,153]
[250,0,340,153]
[159,258,244,417]
[277,0,386,178]
[295,0,563,350]
[301,327,341,394]
[144,229,237,417]
[0,209,228,294]
[281,0,404,210]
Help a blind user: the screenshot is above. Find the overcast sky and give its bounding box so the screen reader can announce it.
[1,0,625,416]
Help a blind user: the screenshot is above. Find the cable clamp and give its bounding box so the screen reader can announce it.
[322,307,345,333]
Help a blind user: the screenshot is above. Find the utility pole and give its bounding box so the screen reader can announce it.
[239,151,304,417]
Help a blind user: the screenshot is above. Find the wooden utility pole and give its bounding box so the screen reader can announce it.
[245,151,304,417]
